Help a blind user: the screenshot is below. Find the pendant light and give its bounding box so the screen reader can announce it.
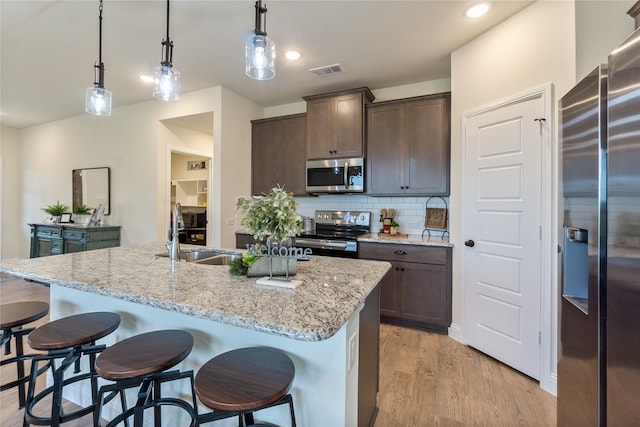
[85,0,112,116]
[153,0,181,101]
[246,0,275,80]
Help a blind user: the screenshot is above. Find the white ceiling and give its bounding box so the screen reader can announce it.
[0,0,534,129]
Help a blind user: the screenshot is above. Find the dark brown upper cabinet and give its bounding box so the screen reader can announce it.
[304,87,375,160]
[366,93,450,196]
[251,113,306,196]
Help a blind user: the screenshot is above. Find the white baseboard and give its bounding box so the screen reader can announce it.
[448,322,463,343]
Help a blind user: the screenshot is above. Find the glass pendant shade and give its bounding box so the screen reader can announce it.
[153,65,180,101]
[153,65,181,101]
[85,86,112,116]
[246,34,275,80]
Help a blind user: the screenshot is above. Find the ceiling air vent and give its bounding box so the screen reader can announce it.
[309,63,343,77]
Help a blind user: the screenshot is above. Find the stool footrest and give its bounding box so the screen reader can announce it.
[195,394,296,426]
[97,369,197,427]
[24,343,105,426]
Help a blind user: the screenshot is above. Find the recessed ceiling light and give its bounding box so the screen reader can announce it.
[140,75,155,84]
[465,2,491,18]
[285,51,301,60]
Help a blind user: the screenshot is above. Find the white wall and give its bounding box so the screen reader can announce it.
[450,0,576,394]
[216,87,262,249]
[0,126,21,259]
[575,0,636,81]
[171,153,209,182]
[449,0,637,395]
[1,86,260,259]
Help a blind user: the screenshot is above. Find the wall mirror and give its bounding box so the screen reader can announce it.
[72,167,110,215]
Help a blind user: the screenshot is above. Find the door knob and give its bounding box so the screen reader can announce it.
[464,239,475,247]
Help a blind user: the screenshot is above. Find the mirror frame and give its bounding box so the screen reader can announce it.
[72,167,111,215]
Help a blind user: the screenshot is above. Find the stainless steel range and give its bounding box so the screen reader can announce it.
[295,210,371,258]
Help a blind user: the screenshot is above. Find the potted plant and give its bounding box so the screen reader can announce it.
[74,204,93,225]
[42,201,69,223]
[236,185,302,244]
[390,220,400,235]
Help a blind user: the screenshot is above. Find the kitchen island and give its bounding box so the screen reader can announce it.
[0,243,390,427]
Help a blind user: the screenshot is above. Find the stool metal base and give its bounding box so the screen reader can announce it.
[23,343,104,427]
[196,394,296,427]
[96,369,197,427]
[1,326,49,408]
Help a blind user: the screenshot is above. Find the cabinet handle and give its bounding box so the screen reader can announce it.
[393,250,407,255]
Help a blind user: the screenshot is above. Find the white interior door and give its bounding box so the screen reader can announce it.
[463,92,544,380]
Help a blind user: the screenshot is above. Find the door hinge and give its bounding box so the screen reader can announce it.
[539,225,542,240]
[539,330,542,345]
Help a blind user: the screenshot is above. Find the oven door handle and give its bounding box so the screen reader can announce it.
[295,239,349,249]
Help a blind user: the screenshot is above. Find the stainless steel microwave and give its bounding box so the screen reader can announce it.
[306,157,364,193]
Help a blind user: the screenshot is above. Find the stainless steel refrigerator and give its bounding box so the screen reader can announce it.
[558,27,640,427]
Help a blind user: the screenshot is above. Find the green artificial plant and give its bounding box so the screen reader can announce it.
[42,201,69,217]
[236,185,302,242]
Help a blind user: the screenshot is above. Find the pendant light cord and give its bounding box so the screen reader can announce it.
[161,0,174,67]
[94,0,105,88]
[254,0,267,36]
[98,0,103,65]
[166,0,170,42]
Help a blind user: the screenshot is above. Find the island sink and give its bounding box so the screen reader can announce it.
[195,253,241,265]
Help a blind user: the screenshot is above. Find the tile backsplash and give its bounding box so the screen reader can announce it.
[295,194,449,235]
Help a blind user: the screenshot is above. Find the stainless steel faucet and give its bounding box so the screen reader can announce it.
[166,202,183,261]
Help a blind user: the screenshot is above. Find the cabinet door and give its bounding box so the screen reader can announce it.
[252,114,306,196]
[64,240,86,253]
[399,261,451,330]
[334,93,365,158]
[276,115,306,195]
[379,266,400,319]
[306,98,334,159]
[252,120,280,196]
[367,103,404,194]
[404,95,450,195]
[37,238,63,257]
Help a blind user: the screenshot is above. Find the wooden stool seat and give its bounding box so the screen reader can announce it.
[195,347,296,426]
[1,301,49,330]
[27,311,120,351]
[94,330,197,427]
[95,329,193,379]
[1,301,50,409]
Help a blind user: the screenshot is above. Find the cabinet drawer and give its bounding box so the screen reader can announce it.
[51,238,63,251]
[359,242,447,265]
[36,227,63,238]
[63,229,87,240]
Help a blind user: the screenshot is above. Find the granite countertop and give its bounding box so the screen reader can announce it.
[0,243,390,342]
[358,232,453,248]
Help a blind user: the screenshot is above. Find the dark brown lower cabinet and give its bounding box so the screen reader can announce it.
[359,242,452,333]
[358,284,380,427]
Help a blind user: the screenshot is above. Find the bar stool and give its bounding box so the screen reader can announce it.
[24,311,121,427]
[1,301,50,408]
[94,329,197,427]
[195,347,297,426]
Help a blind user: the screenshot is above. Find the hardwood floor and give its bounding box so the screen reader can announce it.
[1,274,556,426]
[375,324,556,426]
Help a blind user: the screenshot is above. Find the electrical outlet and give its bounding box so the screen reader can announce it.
[348,331,358,373]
